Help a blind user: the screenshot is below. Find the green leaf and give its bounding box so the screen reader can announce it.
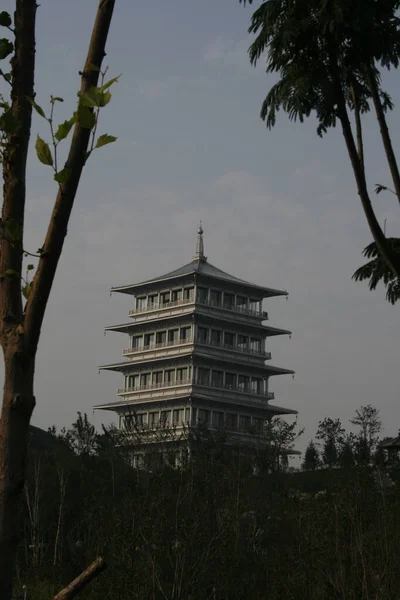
[4,269,19,277]
[100,75,122,92]
[35,135,53,166]
[0,109,19,133]
[95,134,117,149]
[55,117,74,141]
[0,38,13,60]
[50,96,63,104]
[85,62,100,72]
[27,98,46,119]
[80,87,103,108]
[75,105,96,130]
[22,283,32,299]
[26,264,34,271]
[98,91,111,107]
[0,12,12,27]
[54,167,71,183]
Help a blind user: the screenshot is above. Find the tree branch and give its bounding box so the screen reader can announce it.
[0,0,37,341]
[350,79,364,174]
[365,62,400,207]
[52,556,107,600]
[24,0,116,354]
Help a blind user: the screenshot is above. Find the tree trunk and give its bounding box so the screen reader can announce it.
[365,62,400,206]
[327,44,400,279]
[0,1,116,597]
[0,348,35,599]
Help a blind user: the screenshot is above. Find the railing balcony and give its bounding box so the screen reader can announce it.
[118,377,275,400]
[123,337,193,355]
[129,297,194,316]
[128,296,268,320]
[199,298,267,319]
[123,336,271,359]
[195,337,271,359]
[118,377,191,394]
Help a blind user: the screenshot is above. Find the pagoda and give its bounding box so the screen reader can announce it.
[94,225,295,467]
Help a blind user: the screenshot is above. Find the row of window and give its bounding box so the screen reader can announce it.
[131,326,192,349]
[136,287,194,310]
[130,326,263,353]
[197,288,261,313]
[123,408,265,433]
[126,366,191,389]
[134,287,262,313]
[124,367,267,394]
[196,327,262,352]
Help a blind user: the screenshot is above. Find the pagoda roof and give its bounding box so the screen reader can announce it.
[111,258,287,298]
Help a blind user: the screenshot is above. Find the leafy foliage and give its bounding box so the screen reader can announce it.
[15,411,400,600]
[353,238,400,304]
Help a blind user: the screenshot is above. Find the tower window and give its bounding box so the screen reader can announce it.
[225,413,237,430]
[184,287,194,300]
[210,330,221,345]
[225,373,236,388]
[211,370,223,387]
[210,290,222,307]
[239,415,251,431]
[223,293,234,309]
[238,375,249,391]
[212,411,224,428]
[180,326,191,341]
[197,327,208,344]
[197,287,208,303]
[173,409,184,424]
[172,289,182,302]
[224,332,234,348]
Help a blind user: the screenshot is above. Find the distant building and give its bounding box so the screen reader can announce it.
[94,226,295,467]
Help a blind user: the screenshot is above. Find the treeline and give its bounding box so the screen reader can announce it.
[302,405,394,470]
[14,410,400,599]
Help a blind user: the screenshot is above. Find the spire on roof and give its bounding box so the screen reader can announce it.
[194,222,207,262]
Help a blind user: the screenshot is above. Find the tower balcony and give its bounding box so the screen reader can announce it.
[123,337,194,356]
[122,336,271,360]
[118,377,275,401]
[129,297,269,320]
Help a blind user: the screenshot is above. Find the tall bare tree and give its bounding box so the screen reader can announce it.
[0,1,116,597]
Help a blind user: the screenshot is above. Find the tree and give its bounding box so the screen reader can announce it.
[0,2,117,597]
[302,440,320,470]
[350,405,382,458]
[316,418,345,467]
[239,0,400,292]
[339,434,355,469]
[262,416,304,472]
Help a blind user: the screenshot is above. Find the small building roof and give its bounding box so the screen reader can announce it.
[111,226,288,299]
[380,432,400,449]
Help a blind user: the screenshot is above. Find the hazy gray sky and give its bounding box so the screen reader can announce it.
[1,0,399,455]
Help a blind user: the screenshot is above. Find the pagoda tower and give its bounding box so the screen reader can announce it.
[94,226,295,467]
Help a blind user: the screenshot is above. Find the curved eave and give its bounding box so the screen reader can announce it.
[104,321,291,338]
[268,404,298,416]
[99,357,294,378]
[93,400,297,415]
[110,261,288,299]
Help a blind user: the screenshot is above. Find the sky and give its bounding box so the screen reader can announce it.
[1,0,399,457]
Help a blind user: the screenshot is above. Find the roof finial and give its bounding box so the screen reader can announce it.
[194,222,207,262]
